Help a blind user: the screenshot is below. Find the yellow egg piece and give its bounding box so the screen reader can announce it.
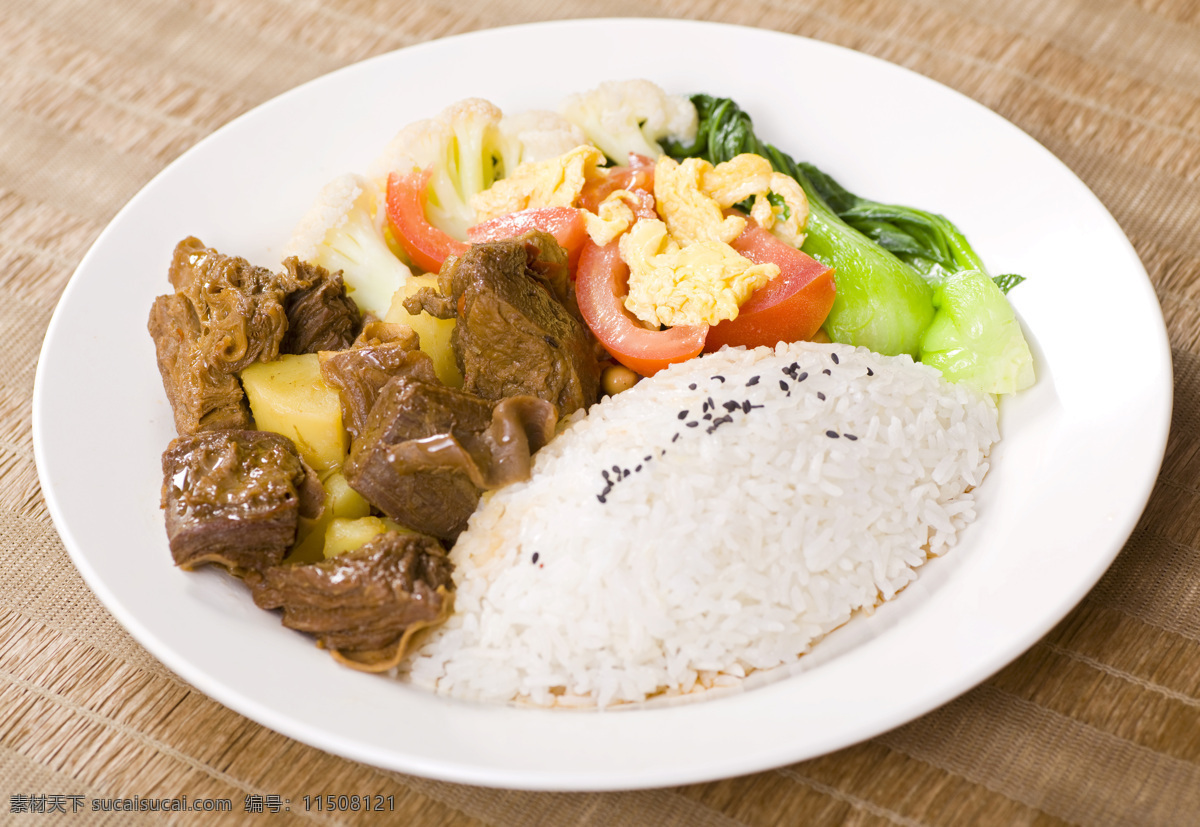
[471,145,606,222]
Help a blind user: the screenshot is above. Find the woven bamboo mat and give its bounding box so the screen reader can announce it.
[5,0,1200,823]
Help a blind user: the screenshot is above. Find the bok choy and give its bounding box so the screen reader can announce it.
[663,94,1034,394]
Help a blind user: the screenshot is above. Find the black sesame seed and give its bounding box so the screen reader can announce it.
[635,464,642,472]
[706,415,734,434]
[796,371,808,382]
[602,470,610,480]
[831,353,839,364]
[867,368,874,376]
[817,392,826,401]
[707,397,715,409]
[678,410,688,420]
[532,552,540,563]
[688,383,697,390]
[845,434,858,441]
[686,421,699,428]
[723,400,740,412]
[672,433,680,442]
[703,413,712,421]
[644,455,652,462]
[747,375,760,386]
[742,400,753,413]
[826,430,839,438]
[712,375,726,383]
[780,380,789,391]
[612,465,621,474]
[544,335,559,348]
[822,369,832,376]
[597,495,606,504]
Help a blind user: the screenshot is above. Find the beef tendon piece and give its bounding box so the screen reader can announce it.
[405,232,601,416]
[148,293,252,434]
[319,321,437,440]
[161,430,324,574]
[344,376,557,541]
[168,236,294,374]
[250,532,454,672]
[280,257,361,354]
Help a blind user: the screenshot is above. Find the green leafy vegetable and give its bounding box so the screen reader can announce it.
[664,93,1035,393]
[920,270,1035,394]
[991,273,1026,294]
[799,163,992,280]
[664,95,934,358]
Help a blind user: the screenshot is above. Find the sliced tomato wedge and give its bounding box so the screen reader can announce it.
[576,239,707,376]
[704,219,837,352]
[385,169,469,274]
[467,207,588,271]
[579,154,656,215]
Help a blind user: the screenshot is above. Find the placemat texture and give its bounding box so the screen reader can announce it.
[4,0,1199,824]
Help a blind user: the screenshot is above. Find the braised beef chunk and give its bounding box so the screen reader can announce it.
[280,257,361,354]
[249,532,453,672]
[168,236,294,373]
[405,232,601,416]
[319,322,438,440]
[148,293,252,434]
[344,376,556,541]
[161,430,324,574]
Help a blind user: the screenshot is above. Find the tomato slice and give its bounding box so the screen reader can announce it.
[467,207,588,272]
[576,239,707,376]
[704,220,837,352]
[579,154,656,216]
[385,169,469,274]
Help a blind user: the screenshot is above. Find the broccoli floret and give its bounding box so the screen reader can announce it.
[558,80,698,163]
[285,174,410,318]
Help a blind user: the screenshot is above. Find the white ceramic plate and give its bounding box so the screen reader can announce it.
[33,19,1171,790]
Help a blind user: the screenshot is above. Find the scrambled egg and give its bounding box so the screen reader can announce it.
[466,145,810,329]
[620,218,778,328]
[582,189,639,246]
[471,145,606,222]
[616,154,814,328]
[653,157,746,245]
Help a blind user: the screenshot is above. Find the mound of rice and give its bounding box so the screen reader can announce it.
[403,341,999,707]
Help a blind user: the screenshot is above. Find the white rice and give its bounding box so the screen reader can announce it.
[402,341,999,707]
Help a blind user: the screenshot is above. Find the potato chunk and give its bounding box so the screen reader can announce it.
[287,472,372,563]
[386,275,463,388]
[241,353,348,473]
[324,516,412,559]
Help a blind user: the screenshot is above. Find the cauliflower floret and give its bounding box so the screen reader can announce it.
[619,218,778,328]
[496,110,589,170]
[285,173,411,318]
[654,156,746,246]
[559,80,698,162]
[369,98,506,240]
[471,145,607,223]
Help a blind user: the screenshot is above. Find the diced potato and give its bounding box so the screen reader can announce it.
[289,513,330,564]
[323,516,413,559]
[284,472,372,563]
[325,471,371,519]
[240,353,347,473]
[385,274,463,388]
